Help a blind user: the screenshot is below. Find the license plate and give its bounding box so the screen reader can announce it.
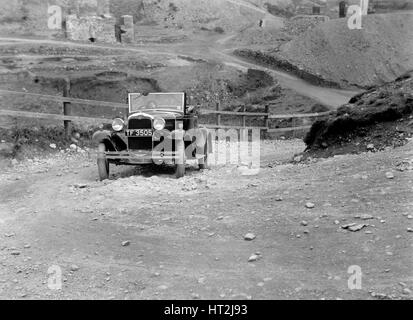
[126,129,153,137]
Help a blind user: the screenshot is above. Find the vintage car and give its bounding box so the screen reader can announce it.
[93,92,212,180]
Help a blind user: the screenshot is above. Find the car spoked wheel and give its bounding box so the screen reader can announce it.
[198,140,209,170]
[175,139,186,179]
[97,143,109,181]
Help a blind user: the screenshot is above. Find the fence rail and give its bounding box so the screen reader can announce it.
[0,89,332,135]
[0,89,128,109]
[269,111,331,119]
[199,109,269,117]
[0,109,113,124]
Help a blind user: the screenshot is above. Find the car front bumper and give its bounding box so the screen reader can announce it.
[98,150,182,165]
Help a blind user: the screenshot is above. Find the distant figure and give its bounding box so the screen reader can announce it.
[115,25,126,42]
[339,1,347,18]
[88,25,96,43]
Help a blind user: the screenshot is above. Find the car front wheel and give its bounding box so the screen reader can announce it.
[198,140,209,170]
[97,143,109,181]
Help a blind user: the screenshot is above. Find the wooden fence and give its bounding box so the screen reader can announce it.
[0,89,332,136]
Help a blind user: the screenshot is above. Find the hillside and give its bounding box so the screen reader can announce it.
[1,0,413,36]
[280,13,413,88]
[304,71,413,158]
[119,0,264,31]
[0,0,266,35]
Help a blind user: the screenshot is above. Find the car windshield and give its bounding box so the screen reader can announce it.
[129,93,184,113]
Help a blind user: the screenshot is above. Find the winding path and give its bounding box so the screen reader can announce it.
[0,35,359,107]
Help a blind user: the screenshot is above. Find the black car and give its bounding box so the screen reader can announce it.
[93,92,212,180]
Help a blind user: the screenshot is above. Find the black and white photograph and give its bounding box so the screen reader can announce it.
[0,0,412,303]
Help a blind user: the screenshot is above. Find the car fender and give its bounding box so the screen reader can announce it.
[92,130,111,144]
[92,130,125,152]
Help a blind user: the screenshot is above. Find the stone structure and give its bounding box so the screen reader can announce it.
[65,14,116,42]
[283,15,330,36]
[63,0,116,43]
[296,1,327,15]
[329,0,378,18]
[120,15,135,43]
[63,0,136,44]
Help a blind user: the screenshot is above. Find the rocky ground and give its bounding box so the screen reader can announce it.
[233,12,413,89]
[1,0,412,301]
[0,138,412,300]
[304,71,413,158]
[279,13,413,88]
[0,33,357,138]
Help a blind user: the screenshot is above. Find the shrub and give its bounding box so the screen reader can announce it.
[213,26,225,34]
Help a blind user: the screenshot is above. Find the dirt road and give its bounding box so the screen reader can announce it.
[214,50,359,107]
[0,140,412,299]
[0,36,358,108]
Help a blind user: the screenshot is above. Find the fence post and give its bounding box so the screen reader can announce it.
[264,105,270,138]
[216,101,221,127]
[292,117,298,139]
[63,78,71,139]
[241,105,246,128]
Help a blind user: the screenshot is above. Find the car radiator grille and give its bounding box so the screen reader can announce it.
[128,118,152,150]
[128,118,152,129]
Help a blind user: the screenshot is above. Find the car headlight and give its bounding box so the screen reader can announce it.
[112,118,124,132]
[153,117,166,130]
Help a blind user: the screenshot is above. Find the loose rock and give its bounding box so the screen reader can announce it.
[70,265,80,272]
[294,155,303,162]
[248,254,259,262]
[402,288,412,295]
[349,224,367,232]
[244,233,256,241]
[74,183,88,189]
[342,223,366,232]
[360,214,374,220]
[305,202,315,209]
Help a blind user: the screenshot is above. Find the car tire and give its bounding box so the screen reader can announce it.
[198,140,209,170]
[97,143,109,181]
[175,139,185,179]
[175,163,185,178]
